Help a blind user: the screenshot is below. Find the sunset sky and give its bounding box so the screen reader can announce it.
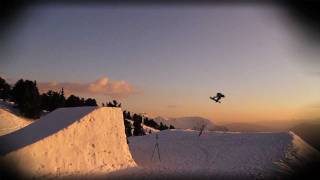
[1,3,320,124]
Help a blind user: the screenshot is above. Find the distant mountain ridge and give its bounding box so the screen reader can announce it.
[154,116,227,131]
[223,122,274,132]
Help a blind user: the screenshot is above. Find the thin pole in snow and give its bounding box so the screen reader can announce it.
[151,134,161,162]
[198,124,206,137]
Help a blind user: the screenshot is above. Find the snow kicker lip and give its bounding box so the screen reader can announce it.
[0,107,97,156]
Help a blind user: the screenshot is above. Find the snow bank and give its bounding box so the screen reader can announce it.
[273,131,320,173]
[0,100,34,136]
[0,109,32,136]
[0,107,136,178]
[108,130,320,179]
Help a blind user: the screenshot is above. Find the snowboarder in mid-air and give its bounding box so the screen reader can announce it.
[210,92,225,103]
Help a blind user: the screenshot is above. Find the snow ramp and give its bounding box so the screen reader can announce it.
[0,108,32,136]
[0,107,136,178]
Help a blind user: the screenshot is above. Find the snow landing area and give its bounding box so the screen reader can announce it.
[106,129,320,179]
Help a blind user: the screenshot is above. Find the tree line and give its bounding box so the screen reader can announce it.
[1,77,174,137]
[103,100,175,137]
[0,77,97,118]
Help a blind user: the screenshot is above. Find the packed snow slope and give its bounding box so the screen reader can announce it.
[0,101,33,136]
[0,107,136,178]
[0,108,32,136]
[107,130,320,179]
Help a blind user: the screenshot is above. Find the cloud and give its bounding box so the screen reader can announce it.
[38,76,139,99]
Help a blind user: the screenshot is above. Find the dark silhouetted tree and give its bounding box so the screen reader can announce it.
[106,100,121,107]
[123,111,133,137]
[84,98,97,106]
[65,95,82,107]
[80,98,85,106]
[159,122,169,131]
[123,110,127,119]
[65,95,97,107]
[133,113,145,136]
[123,111,132,120]
[124,120,132,137]
[144,118,160,130]
[40,89,65,112]
[126,111,132,120]
[169,125,175,129]
[0,77,11,101]
[11,79,41,118]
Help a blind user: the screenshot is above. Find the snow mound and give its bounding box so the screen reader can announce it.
[0,109,33,136]
[0,107,136,178]
[110,130,320,179]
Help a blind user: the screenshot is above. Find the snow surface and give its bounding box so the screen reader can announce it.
[0,103,33,136]
[1,101,319,179]
[0,107,136,178]
[106,130,320,179]
[0,109,32,136]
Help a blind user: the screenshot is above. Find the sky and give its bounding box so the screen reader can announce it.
[1,3,320,124]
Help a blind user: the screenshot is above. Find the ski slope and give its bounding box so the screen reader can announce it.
[107,130,320,179]
[1,101,318,179]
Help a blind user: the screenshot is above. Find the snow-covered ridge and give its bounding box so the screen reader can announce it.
[0,107,97,155]
[1,100,318,178]
[0,109,32,136]
[0,107,136,178]
[0,101,33,136]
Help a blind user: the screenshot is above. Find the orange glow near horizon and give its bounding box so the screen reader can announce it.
[1,4,320,125]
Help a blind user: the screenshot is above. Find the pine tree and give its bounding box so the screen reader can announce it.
[0,77,11,101]
[133,114,144,136]
[106,100,121,107]
[159,122,169,131]
[40,89,66,112]
[123,110,127,119]
[84,98,97,106]
[144,118,160,130]
[65,95,82,107]
[12,79,41,118]
[126,111,132,120]
[60,88,65,98]
[124,119,132,137]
